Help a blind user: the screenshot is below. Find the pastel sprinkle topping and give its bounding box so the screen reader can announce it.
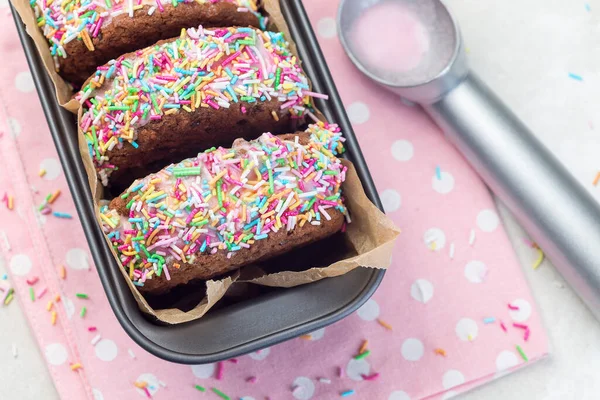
[78,26,319,185]
[99,123,347,287]
[31,0,262,66]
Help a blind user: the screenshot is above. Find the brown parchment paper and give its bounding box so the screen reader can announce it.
[66,0,401,324]
[10,0,81,112]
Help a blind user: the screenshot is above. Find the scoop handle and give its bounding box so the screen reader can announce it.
[425,72,600,318]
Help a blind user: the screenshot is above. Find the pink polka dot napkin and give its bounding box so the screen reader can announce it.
[0,1,547,399]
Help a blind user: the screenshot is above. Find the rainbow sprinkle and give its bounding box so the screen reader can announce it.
[78,26,320,185]
[31,0,263,68]
[99,124,347,287]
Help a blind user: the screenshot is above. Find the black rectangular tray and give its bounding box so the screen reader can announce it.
[12,0,386,364]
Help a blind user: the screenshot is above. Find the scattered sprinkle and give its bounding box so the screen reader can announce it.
[228,358,238,364]
[507,304,520,311]
[88,326,97,332]
[318,378,331,384]
[70,363,83,371]
[29,287,35,302]
[469,229,476,246]
[532,246,545,269]
[194,385,206,392]
[500,321,508,333]
[513,323,528,330]
[377,319,393,331]
[91,334,102,346]
[568,72,583,81]
[434,348,446,357]
[76,293,89,299]
[593,172,600,186]
[59,265,66,279]
[361,373,380,381]
[53,212,73,219]
[358,340,369,354]
[211,387,231,400]
[338,366,344,378]
[128,349,136,359]
[51,311,57,325]
[37,287,48,299]
[4,291,14,305]
[246,376,257,383]
[524,328,531,341]
[46,301,53,311]
[516,345,528,362]
[80,306,87,318]
[354,350,370,360]
[341,390,356,397]
[48,190,61,204]
[299,334,312,340]
[483,317,496,324]
[26,276,39,286]
[39,169,46,177]
[586,3,591,11]
[216,361,224,380]
[435,166,442,180]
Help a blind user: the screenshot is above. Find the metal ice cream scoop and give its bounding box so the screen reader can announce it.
[338,0,600,319]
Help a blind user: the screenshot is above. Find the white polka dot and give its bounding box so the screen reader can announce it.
[9,254,32,276]
[248,347,270,360]
[306,328,325,341]
[0,0,8,8]
[292,377,315,400]
[15,71,35,93]
[400,98,417,107]
[423,228,446,251]
[40,158,62,180]
[66,248,90,270]
[45,343,68,366]
[356,299,380,321]
[442,391,458,400]
[92,389,104,400]
[347,102,370,125]
[380,189,401,212]
[464,260,488,283]
[391,140,414,162]
[317,17,337,39]
[455,318,479,341]
[135,373,160,397]
[442,370,465,389]
[388,391,411,400]
[7,118,21,138]
[477,209,500,232]
[496,350,519,371]
[410,279,434,304]
[401,338,424,361]
[191,363,215,378]
[432,171,455,194]
[346,358,370,381]
[63,296,75,319]
[95,339,118,362]
[509,299,532,322]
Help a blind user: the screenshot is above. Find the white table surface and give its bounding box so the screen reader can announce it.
[2,0,600,399]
